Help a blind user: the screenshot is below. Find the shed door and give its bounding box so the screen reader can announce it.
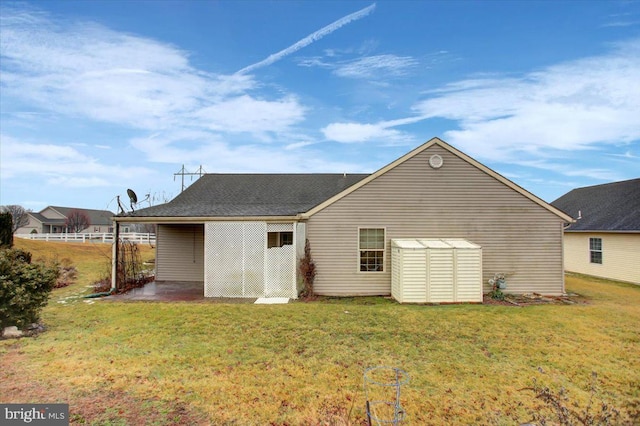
[428,250,455,302]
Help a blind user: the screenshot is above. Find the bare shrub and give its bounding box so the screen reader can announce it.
[92,240,154,295]
[299,239,316,299]
[520,372,625,425]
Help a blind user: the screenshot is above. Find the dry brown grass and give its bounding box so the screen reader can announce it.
[1,240,639,424]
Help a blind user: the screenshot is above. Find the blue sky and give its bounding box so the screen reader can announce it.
[1,1,639,213]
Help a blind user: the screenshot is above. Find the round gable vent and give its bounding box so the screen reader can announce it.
[429,154,443,169]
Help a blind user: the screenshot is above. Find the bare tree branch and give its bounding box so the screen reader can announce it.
[65,209,90,233]
[0,205,31,233]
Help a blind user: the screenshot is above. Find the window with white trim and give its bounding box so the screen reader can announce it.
[267,231,293,248]
[359,228,385,272]
[589,237,602,264]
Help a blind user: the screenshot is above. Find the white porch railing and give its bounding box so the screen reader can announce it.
[14,232,156,244]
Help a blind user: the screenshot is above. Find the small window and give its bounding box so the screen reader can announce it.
[268,231,293,248]
[281,232,293,246]
[589,237,602,264]
[359,228,385,272]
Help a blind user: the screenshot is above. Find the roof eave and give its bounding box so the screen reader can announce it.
[565,229,640,234]
[112,215,303,223]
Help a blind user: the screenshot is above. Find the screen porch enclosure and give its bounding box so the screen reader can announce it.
[204,222,299,298]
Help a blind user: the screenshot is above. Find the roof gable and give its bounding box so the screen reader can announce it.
[304,137,573,222]
[119,137,572,222]
[551,178,640,232]
[44,206,115,225]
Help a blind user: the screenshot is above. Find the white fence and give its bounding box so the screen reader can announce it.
[15,232,156,244]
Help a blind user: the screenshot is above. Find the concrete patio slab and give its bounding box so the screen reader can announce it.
[254,297,289,304]
[104,281,256,303]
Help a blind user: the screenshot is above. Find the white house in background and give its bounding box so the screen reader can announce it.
[114,137,573,300]
[16,206,115,234]
[552,178,640,285]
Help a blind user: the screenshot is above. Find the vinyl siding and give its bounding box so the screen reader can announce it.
[564,232,640,284]
[41,207,66,219]
[156,224,204,281]
[308,145,566,296]
[16,216,42,234]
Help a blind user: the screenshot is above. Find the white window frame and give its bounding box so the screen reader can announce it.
[589,237,603,264]
[358,227,386,273]
[267,231,293,248]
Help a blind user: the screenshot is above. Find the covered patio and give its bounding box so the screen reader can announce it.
[105,281,256,303]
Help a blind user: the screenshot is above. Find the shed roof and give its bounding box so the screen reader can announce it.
[392,238,482,249]
[124,173,369,218]
[551,178,640,232]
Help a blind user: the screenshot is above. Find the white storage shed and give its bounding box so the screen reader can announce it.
[391,238,483,303]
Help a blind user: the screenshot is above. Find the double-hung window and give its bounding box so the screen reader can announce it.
[359,228,385,272]
[589,237,602,264]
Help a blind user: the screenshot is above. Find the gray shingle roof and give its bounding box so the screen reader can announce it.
[48,206,115,225]
[124,174,370,218]
[28,212,58,224]
[551,178,640,231]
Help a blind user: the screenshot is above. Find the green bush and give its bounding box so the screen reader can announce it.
[0,248,59,330]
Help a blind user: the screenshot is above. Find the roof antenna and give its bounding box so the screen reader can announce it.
[116,195,126,215]
[174,164,207,192]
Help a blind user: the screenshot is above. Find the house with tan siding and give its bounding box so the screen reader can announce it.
[552,179,640,285]
[115,137,573,299]
[16,206,115,234]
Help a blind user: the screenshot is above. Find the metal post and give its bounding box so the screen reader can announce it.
[111,221,120,291]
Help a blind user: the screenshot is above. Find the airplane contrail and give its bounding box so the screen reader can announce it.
[236,3,376,75]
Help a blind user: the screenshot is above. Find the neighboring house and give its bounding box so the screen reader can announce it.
[552,179,640,285]
[16,206,115,234]
[115,137,573,299]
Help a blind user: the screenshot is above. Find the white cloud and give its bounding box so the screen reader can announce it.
[0,6,301,137]
[334,54,418,79]
[193,95,306,134]
[322,121,414,144]
[129,131,360,173]
[323,38,640,170]
[514,159,623,182]
[285,141,317,150]
[298,53,418,81]
[235,3,376,75]
[0,133,152,187]
[412,39,640,161]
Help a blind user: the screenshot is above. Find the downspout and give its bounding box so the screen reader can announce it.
[560,221,567,295]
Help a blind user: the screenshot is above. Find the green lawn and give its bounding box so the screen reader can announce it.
[1,240,639,425]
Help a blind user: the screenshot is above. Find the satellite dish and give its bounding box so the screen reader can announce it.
[127,189,138,211]
[127,189,138,204]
